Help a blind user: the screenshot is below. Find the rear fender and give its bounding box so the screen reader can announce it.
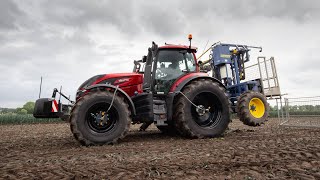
[171,76,226,93]
[84,84,136,116]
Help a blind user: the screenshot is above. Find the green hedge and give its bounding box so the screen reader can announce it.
[269,111,279,118]
[0,114,62,125]
[287,111,320,116]
[231,111,280,119]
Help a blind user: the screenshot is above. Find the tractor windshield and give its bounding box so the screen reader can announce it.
[155,50,196,80]
[154,49,196,93]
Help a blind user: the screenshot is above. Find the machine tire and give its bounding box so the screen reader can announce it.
[173,79,231,138]
[237,91,269,126]
[70,91,131,146]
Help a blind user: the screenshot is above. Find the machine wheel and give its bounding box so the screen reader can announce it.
[70,91,131,146]
[173,79,231,138]
[237,91,269,126]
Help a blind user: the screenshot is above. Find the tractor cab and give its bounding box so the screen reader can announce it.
[153,46,197,94]
[132,41,198,95]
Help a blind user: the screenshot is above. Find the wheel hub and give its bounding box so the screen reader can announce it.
[91,111,109,127]
[196,105,211,116]
[249,98,265,118]
[195,105,213,125]
[196,105,206,116]
[250,104,256,111]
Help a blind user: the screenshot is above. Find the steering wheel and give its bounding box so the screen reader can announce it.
[156,69,166,79]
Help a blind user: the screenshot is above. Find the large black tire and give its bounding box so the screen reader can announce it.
[173,79,231,138]
[70,91,131,146]
[237,91,269,126]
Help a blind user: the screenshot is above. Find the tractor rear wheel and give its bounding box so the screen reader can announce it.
[70,91,131,146]
[173,79,231,138]
[237,91,269,126]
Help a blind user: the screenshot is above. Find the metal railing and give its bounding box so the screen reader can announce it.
[243,57,281,97]
[280,96,320,128]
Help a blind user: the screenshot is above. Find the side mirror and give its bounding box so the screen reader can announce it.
[142,55,147,62]
[151,41,158,51]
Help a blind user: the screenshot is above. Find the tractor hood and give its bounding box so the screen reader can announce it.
[78,73,143,90]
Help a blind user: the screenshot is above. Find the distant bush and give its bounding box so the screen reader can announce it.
[0,114,62,125]
[268,111,280,118]
[17,109,28,115]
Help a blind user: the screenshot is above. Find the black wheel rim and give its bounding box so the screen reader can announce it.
[191,92,222,128]
[85,102,119,133]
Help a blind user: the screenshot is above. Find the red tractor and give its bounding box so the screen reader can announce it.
[34,35,231,146]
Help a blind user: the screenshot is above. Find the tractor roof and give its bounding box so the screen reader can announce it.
[159,44,198,52]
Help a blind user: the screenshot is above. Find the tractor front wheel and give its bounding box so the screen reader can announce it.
[70,91,131,146]
[237,91,269,126]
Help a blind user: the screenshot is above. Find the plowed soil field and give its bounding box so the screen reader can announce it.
[1,118,320,180]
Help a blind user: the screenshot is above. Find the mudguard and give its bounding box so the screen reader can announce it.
[84,84,136,116]
[171,75,226,93]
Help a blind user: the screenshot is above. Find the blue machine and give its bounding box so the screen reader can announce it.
[199,42,269,126]
[209,43,263,110]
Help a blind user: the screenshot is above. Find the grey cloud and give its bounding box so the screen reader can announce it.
[136,1,185,37]
[298,50,319,71]
[42,0,140,34]
[0,27,93,66]
[251,0,320,21]
[10,0,320,39]
[181,0,320,22]
[0,0,24,30]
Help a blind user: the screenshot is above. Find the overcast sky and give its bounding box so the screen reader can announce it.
[1,0,320,108]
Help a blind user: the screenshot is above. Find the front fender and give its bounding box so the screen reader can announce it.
[84,84,136,116]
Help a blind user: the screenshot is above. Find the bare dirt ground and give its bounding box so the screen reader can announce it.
[0,118,320,180]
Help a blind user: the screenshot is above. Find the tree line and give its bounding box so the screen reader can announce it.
[0,102,35,115]
[269,105,320,112]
